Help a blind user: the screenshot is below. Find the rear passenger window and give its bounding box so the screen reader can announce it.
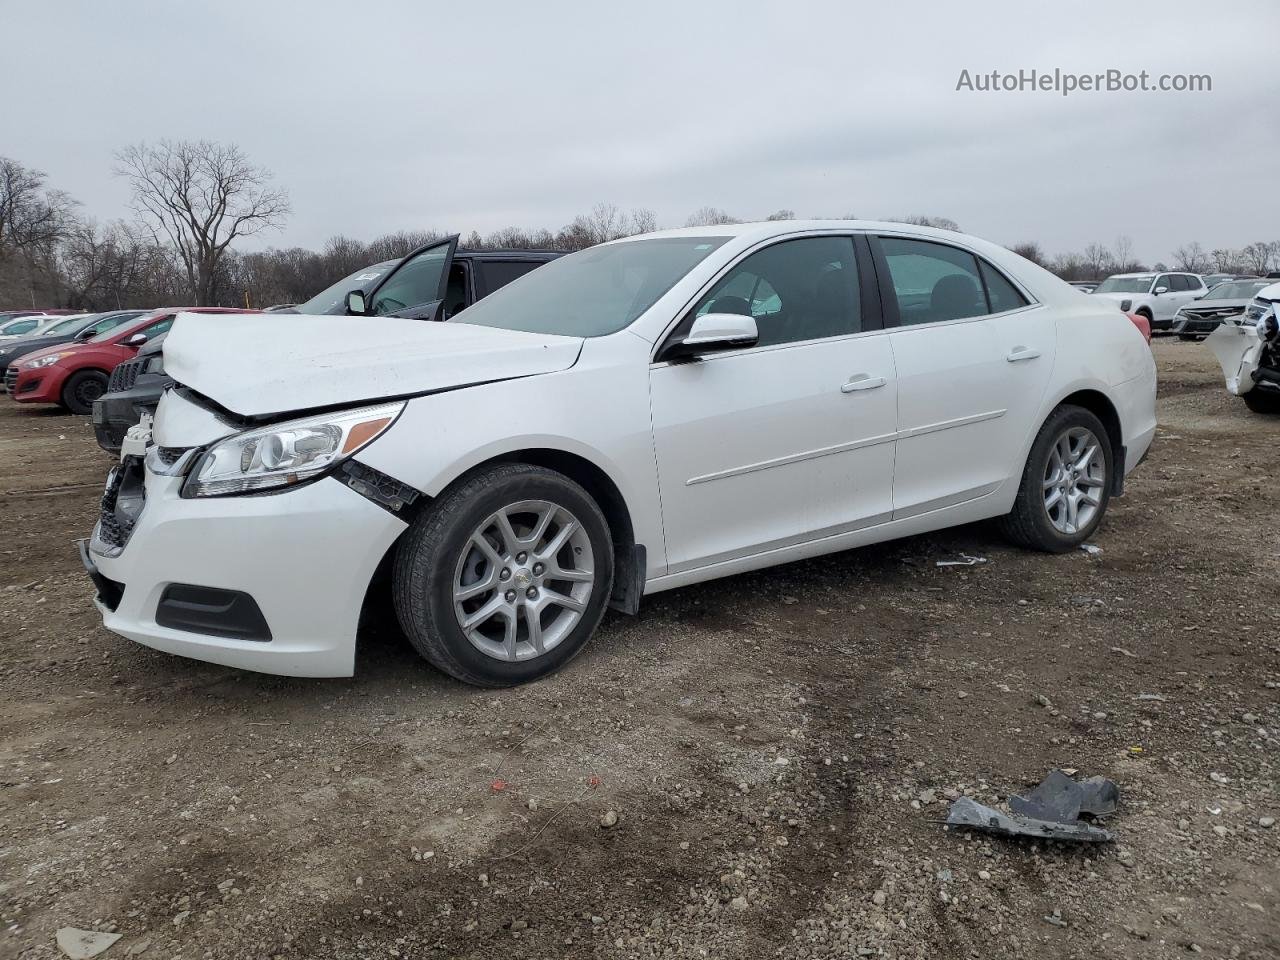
[476,260,542,298]
[979,261,1030,313]
[880,238,986,324]
[692,237,861,348]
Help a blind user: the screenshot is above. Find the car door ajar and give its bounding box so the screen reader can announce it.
[365,235,460,319]
[649,235,897,575]
[873,236,1055,519]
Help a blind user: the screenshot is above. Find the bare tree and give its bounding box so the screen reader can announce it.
[685,206,739,227]
[1210,248,1237,273]
[1009,242,1046,266]
[1112,235,1142,272]
[1171,241,1211,274]
[1082,242,1113,278]
[765,209,796,221]
[1240,242,1272,276]
[889,215,961,232]
[629,207,657,235]
[114,139,290,305]
[0,157,77,251]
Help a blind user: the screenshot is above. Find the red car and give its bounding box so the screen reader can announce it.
[8,307,248,414]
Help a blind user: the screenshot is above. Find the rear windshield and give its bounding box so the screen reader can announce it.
[456,237,728,337]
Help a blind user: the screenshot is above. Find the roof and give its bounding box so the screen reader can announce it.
[610,219,982,244]
[456,248,564,260]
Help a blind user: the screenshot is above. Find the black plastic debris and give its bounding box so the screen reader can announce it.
[945,769,1119,843]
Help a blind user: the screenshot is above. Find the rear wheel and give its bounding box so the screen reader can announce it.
[60,370,108,415]
[998,405,1113,552]
[393,463,614,687]
[1242,390,1280,415]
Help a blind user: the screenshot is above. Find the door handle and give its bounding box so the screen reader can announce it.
[1006,347,1041,362]
[840,375,886,393]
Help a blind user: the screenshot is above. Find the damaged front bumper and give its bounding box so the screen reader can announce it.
[1205,314,1280,397]
[85,457,408,677]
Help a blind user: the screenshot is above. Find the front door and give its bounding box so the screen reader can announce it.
[650,235,897,574]
[366,236,459,319]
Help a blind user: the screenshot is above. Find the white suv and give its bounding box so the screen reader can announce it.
[1091,271,1208,330]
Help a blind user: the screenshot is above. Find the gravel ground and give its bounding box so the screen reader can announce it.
[1,339,1277,959]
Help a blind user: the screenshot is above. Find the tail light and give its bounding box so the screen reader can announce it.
[1125,312,1152,344]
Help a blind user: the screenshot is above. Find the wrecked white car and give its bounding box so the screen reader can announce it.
[79,221,1156,685]
[1206,281,1280,415]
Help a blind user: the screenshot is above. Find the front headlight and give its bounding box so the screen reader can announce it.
[144,353,165,375]
[26,352,69,369]
[183,401,404,497]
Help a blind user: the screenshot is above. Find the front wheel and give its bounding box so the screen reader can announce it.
[1242,390,1280,415]
[393,463,614,686]
[60,370,108,415]
[998,405,1113,552]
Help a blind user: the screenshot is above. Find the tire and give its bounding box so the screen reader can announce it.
[998,405,1114,553]
[393,463,614,687]
[60,370,109,415]
[1242,390,1280,415]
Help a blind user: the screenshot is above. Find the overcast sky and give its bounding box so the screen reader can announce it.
[6,0,1278,264]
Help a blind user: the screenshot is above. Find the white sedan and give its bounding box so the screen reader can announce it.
[83,221,1157,685]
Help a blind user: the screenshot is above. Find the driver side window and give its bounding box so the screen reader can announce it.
[692,237,860,348]
[371,245,451,316]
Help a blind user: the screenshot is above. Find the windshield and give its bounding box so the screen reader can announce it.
[1093,275,1154,294]
[456,237,729,337]
[0,317,40,335]
[89,313,158,342]
[43,314,98,335]
[295,261,395,315]
[1204,280,1270,300]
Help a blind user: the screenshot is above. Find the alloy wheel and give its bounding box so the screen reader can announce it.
[1042,426,1106,535]
[452,500,595,662]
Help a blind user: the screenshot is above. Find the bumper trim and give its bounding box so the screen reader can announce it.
[156,584,273,642]
[77,538,124,611]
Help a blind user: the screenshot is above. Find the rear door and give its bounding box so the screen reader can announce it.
[872,235,1055,519]
[367,236,459,319]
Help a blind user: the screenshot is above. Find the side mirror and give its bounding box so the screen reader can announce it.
[126,333,148,347]
[660,313,759,362]
[346,290,368,315]
[1153,286,1168,295]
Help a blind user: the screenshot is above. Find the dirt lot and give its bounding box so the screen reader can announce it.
[1,339,1277,960]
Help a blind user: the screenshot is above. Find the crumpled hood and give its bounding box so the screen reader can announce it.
[162,312,584,418]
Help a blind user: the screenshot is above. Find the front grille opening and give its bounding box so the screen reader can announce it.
[108,357,145,392]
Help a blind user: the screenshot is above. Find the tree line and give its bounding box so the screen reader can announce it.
[2,143,1277,312]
